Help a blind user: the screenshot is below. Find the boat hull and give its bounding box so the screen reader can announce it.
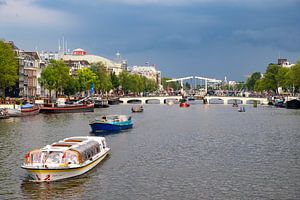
[90,122,133,132]
[179,103,190,107]
[40,104,94,113]
[286,99,300,109]
[22,151,109,182]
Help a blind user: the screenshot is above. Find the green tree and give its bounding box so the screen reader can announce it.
[246,72,261,91]
[161,77,180,91]
[39,60,70,98]
[0,41,18,97]
[77,68,98,95]
[39,66,56,98]
[118,71,131,94]
[290,61,300,92]
[144,77,158,93]
[63,76,80,97]
[260,64,280,93]
[111,72,120,90]
[91,62,112,94]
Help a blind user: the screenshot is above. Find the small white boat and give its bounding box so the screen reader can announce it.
[21,136,110,182]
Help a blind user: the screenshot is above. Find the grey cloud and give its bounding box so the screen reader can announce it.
[232,28,300,52]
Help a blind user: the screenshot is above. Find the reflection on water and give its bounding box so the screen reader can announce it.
[0,103,300,199]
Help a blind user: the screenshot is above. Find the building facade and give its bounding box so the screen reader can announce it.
[62,48,124,75]
[130,65,161,85]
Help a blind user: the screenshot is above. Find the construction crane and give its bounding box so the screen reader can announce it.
[194,76,222,94]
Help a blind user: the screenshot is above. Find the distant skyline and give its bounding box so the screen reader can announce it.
[1,0,300,81]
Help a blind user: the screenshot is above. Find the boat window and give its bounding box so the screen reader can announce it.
[65,151,79,164]
[45,151,64,164]
[30,151,42,164]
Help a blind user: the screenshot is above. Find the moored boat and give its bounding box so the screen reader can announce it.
[21,104,40,116]
[40,98,94,113]
[131,105,143,113]
[21,136,110,182]
[286,99,300,109]
[0,108,9,119]
[89,115,133,132]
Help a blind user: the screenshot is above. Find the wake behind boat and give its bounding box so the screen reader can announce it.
[21,136,110,182]
[89,115,133,132]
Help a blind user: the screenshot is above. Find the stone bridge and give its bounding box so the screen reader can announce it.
[204,96,269,105]
[119,96,182,104]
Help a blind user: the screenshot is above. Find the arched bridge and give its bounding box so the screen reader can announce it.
[204,96,269,105]
[119,96,182,104]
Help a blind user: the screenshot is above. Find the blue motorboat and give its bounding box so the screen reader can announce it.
[89,115,133,132]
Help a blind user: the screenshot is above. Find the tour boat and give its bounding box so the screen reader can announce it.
[21,136,110,182]
[131,105,143,113]
[89,115,133,132]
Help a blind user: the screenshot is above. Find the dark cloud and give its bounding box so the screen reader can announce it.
[2,0,299,80]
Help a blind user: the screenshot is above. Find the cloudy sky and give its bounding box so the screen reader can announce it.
[1,0,299,81]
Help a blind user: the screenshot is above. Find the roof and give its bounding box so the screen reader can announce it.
[73,48,85,52]
[40,136,105,152]
[62,54,122,69]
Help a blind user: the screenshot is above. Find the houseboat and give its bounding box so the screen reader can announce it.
[40,98,94,113]
[5,104,39,117]
[21,136,110,182]
[89,115,133,132]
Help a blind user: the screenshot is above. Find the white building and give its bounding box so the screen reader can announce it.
[278,58,295,68]
[130,65,161,84]
[62,49,124,75]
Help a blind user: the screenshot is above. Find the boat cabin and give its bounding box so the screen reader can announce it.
[24,137,107,167]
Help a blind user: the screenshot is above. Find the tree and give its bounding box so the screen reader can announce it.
[39,66,56,98]
[111,72,120,90]
[0,41,18,97]
[77,68,98,95]
[118,71,131,94]
[290,61,300,92]
[91,62,112,94]
[259,64,280,93]
[144,77,158,93]
[161,77,180,91]
[39,60,70,98]
[63,76,80,97]
[246,72,261,91]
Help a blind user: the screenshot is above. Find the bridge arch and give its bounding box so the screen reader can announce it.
[208,98,224,104]
[145,99,160,104]
[227,99,243,105]
[127,99,142,104]
[246,99,261,104]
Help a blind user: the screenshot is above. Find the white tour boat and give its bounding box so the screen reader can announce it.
[21,136,110,182]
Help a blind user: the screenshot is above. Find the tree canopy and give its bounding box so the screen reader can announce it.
[0,41,18,97]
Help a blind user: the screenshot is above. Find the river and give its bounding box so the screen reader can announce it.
[0,102,299,200]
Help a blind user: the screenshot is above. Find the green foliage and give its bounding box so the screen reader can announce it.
[39,60,70,97]
[0,41,18,97]
[161,77,180,91]
[91,62,112,93]
[111,72,120,89]
[144,77,158,93]
[246,72,261,91]
[119,71,158,95]
[290,61,300,91]
[77,68,97,92]
[63,76,80,96]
